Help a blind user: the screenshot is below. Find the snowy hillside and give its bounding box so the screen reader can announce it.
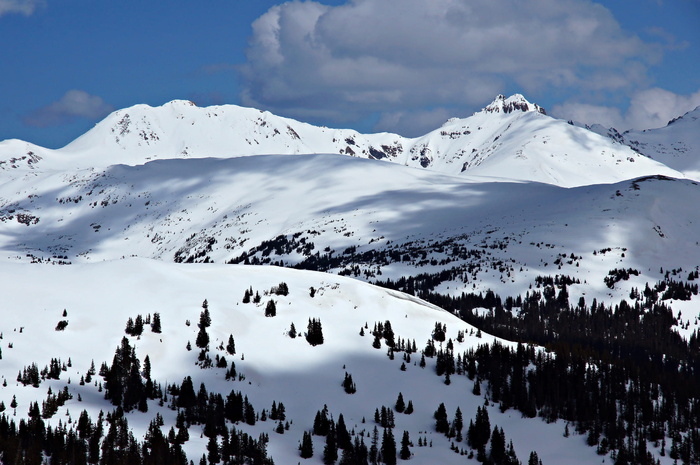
[1,93,699,465]
[0,95,683,187]
[0,259,608,464]
[0,153,699,315]
[605,106,700,182]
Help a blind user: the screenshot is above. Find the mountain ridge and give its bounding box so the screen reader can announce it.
[0,94,687,187]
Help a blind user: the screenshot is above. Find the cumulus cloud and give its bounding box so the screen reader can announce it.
[24,90,114,128]
[0,0,44,17]
[552,87,700,130]
[239,0,659,134]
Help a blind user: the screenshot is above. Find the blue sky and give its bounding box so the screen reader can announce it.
[1,0,698,148]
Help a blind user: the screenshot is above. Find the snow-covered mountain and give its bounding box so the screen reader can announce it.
[0,94,683,187]
[1,94,699,465]
[595,106,700,182]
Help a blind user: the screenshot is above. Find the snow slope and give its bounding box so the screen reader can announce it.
[610,106,700,181]
[0,153,699,316]
[0,95,683,187]
[0,259,611,464]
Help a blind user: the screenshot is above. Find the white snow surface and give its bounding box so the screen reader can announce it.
[0,94,698,464]
[0,259,634,464]
[612,106,700,182]
[0,94,684,187]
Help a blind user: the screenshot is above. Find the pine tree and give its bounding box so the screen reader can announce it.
[453,407,463,442]
[306,318,324,346]
[372,332,382,349]
[336,414,351,450]
[395,393,405,413]
[404,400,414,415]
[342,373,357,394]
[207,434,220,464]
[400,430,411,460]
[196,327,209,349]
[289,323,297,338]
[133,314,144,336]
[434,403,449,434]
[265,300,277,317]
[528,451,543,465]
[151,313,162,333]
[323,421,338,464]
[199,301,211,328]
[125,317,135,335]
[369,426,379,465]
[381,428,397,465]
[490,427,505,464]
[226,334,236,355]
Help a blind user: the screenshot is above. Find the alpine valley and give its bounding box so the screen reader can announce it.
[0,94,699,465]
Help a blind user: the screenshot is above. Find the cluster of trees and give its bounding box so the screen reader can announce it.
[459,341,700,464]
[17,358,69,387]
[306,318,324,346]
[0,407,196,465]
[377,268,700,462]
[124,313,161,337]
[242,287,262,304]
[302,406,404,465]
[434,403,523,464]
[102,337,157,413]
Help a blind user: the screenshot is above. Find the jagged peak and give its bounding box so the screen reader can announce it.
[665,105,700,127]
[481,94,546,115]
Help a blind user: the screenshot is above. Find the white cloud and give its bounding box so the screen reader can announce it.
[551,87,700,130]
[24,90,113,128]
[0,0,44,17]
[239,0,659,132]
[374,108,454,137]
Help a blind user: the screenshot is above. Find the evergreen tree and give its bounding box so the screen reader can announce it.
[306,318,324,346]
[151,313,162,333]
[528,451,543,465]
[467,406,491,451]
[404,400,414,415]
[453,407,463,442]
[323,421,338,464]
[226,334,236,355]
[200,300,211,328]
[434,403,449,434]
[342,372,357,394]
[133,314,144,336]
[381,428,397,465]
[300,431,314,458]
[289,323,297,338]
[265,300,277,317]
[336,414,351,450]
[400,430,411,460]
[196,327,209,349]
[369,426,379,465]
[490,427,506,464]
[395,393,405,413]
[207,434,220,464]
[125,317,135,336]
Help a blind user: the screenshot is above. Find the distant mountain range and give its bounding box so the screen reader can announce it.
[0,94,699,465]
[1,94,693,187]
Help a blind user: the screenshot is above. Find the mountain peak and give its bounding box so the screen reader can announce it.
[482,94,546,115]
